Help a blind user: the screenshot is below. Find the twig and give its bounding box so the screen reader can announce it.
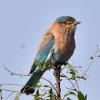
[0,83,23,87]
[4,92,14,100]
[2,63,30,77]
[60,73,77,91]
[1,88,20,93]
[63,49,99,99]
[81,49,98,76]
[41,77,57,94]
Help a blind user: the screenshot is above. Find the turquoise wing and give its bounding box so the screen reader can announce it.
[30,32,54,73]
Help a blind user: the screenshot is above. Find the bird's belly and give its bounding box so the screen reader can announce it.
[53,44,75,64]
[52,54,68,64]
[55,49,71,62]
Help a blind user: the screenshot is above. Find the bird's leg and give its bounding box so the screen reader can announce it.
[54,64,61,100]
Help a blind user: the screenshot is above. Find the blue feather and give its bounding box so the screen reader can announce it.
[36,38,55,63]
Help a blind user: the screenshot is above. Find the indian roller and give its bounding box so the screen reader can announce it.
[21,16,80,95]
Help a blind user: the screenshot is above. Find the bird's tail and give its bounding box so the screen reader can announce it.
[21,68,47,95]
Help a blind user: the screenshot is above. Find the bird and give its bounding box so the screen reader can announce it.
[21,16,80,95]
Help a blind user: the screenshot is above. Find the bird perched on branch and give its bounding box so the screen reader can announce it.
[21,16,80,95]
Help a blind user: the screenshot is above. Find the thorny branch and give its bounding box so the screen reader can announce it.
[1,46,100,100]
[2,63,30,77]
[0,88,20,93]
[60,73,77,91]
[1,63,57,92]
[63,46,100,99]
[41,77,57,94]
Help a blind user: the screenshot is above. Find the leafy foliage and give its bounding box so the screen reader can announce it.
[77,91,87,100]
[32,63,87,100]
[1,48,100,99]
[34,90,41,100]
[48,88,56,100]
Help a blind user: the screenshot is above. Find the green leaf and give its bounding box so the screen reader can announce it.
[70,69,77,80]
[34,90,40,100]
[77,91,87,100]
[64,91,76,98]
[90,56,93,59]
[72,89,77,92]
[84,94,87,100]
[97,50,100,52]
[49,88,55,100]
[67,97,71,100]
[97,55,100,57]
[69,91,76,96]
[43,85,50,88]
[77,76,86,80]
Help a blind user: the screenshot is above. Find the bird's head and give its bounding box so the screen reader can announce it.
[51,16,80,36]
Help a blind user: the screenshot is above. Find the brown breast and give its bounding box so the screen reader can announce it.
[54,32,75,60]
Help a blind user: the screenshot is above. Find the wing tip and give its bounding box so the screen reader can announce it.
[21,85,35,95]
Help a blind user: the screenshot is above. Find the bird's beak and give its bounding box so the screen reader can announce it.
[74,21,81,25]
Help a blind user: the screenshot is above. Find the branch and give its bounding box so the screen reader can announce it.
[41,77,57,94]
[64,48,100,99]
[1,88,20,93]
[54,65,61,100]
[82,48,98,76]
[60,73,77,91]
[2,63,30,77]
[4,91,15,100]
